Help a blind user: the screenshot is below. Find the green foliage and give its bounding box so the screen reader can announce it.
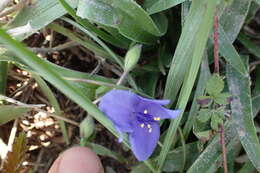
[0,105,31,126]
[205,74,224,96]
[194,74,231,141]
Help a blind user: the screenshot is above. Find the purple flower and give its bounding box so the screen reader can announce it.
[99,90,181,161]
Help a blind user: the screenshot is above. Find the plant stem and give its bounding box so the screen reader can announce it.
[116,70,129,85]
[214,14,228,173]
[220,124,228,173]
[213,15,219,74]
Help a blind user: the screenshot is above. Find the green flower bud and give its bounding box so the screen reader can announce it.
[80,116,95,140]
[124,44,142,72]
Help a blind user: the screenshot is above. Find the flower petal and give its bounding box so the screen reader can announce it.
[137,100,181,120]
[138,96,170,105]
[129,121,160,161]
[99,90,139,132]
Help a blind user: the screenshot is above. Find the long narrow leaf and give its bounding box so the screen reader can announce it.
[159,0,218,170]
[227,64,260,171]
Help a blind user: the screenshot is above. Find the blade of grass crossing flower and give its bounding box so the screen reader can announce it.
[32,74,70,145]
[183,56,211,139]
[0,29,156,173]
[158,0,218,171]
[163,0,209,105]
[226,64,260,171]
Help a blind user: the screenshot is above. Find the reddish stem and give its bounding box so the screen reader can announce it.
[220,125,228,173]
[214,15,219,74]
[214,14,228,173]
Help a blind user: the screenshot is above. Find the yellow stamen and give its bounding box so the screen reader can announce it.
[147,124,151,129]
[148,128,152,133]
[154,117,161,121]
[140,123,145,128]
[144,109,148,114]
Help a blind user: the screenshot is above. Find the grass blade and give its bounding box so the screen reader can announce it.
[0,105,31,126]
[32,74,70,145]
[159,0,218,170]
[226,64,260,171]
[146,0,186,15]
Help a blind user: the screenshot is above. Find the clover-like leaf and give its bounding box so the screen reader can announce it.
[196,96,213,107]
[214,92,232,105]
[210,114,223,130]
[206,74,224,96]
[197,109,211,122]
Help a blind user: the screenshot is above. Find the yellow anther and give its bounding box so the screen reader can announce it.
[147,124,151,129]
[144,109,148,114]
[148,128,152,133]
[140,123,145,128]
[154,117,161,121]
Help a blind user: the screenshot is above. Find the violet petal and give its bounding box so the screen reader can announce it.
[129,120,160,161]
[99,90,138,132]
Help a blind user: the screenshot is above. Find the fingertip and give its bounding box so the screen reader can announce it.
[48,146,104,173]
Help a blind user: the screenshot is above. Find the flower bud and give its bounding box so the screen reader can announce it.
[80,116,95,140]
[124,44,142,72]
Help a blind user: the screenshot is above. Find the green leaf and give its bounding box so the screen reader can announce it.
[196,96,213,107]
[252,95,260,116]
[193,130,212,141]
[159,0,218,170]
[58,0,129,49]
[163,142,200,172]
[8,0,78,40]
[210,114,222,131]
[163,0,214,104]
[131,164,151,173]
[183,57,211,139]
[88,143,126,163]
[206,74,224,96]
[227,64,260,171]
[32,74,70,144]
[197,109,211,123]
[220,0,252,43]
[237,160,256,173]
[238,32,260,58]
[0,105,31,126]
[146,0,187,15]
[187,90,260,172]
[218,26,247,75]
[76,0,165,44]
[214,92,231,105]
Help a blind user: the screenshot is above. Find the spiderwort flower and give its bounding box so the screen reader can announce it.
[99,90,181,161]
